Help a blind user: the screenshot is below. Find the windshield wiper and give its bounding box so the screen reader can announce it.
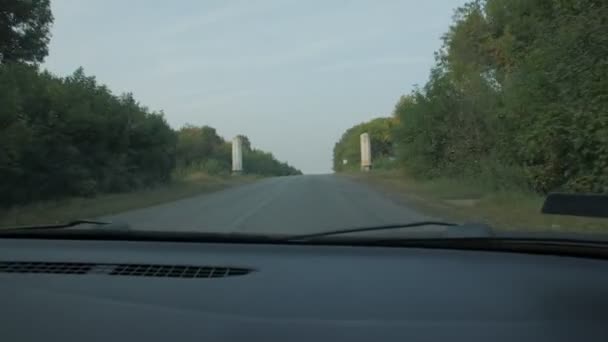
[1,220,129,231]
[286,221,492,241]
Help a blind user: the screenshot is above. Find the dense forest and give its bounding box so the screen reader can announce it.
[334,0,608,194]
[0,0,300,207]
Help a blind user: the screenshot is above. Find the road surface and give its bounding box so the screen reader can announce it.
[105,174,432,234]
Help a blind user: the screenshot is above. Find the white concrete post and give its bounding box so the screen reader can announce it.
[360,132,372,171]
[232,136,243,174]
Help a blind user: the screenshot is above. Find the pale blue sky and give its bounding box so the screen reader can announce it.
[43,0,467,174]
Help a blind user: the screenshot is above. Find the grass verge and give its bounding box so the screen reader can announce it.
[0,172,258,227]
[347,169,608,235]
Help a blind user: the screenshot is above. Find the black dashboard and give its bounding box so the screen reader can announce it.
[1,237,607,341]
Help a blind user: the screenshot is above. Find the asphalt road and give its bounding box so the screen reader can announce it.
[105,174,432,234]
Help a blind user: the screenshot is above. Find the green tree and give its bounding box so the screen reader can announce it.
[390,0,608,193]
[176,125,228,173]
[0,0,54,64]
[333,117,396,172]
[0,65,177,205]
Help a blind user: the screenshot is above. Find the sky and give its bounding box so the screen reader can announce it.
[43,0,468,174]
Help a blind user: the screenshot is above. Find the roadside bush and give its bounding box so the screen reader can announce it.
[0,64,176,206]
[391,0,608,193]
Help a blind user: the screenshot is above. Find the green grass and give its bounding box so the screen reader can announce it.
[348,169,608,235]
[0,172,258,227]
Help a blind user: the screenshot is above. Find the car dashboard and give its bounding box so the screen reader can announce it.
[1,237,607,341]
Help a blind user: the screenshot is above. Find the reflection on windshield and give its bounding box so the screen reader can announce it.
[1,0,606,237]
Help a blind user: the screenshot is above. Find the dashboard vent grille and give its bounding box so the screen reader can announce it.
[0,261,94,274]
[0,261,252,278]
[109,264,251,278]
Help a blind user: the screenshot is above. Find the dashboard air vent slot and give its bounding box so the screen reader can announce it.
[0,261,252,278]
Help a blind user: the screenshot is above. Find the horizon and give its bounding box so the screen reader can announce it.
[42,0,467,173]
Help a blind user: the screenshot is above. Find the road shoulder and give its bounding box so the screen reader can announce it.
[0,173,259,227]
[343,170,608,234]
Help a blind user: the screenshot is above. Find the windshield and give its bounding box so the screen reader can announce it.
[1,0,607,240]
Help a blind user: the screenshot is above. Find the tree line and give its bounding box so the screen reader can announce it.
[0,63,300,207]
[176,125,301,177]
[334,0,607,194]
[0,0,300,207]
[333,118,396,172]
